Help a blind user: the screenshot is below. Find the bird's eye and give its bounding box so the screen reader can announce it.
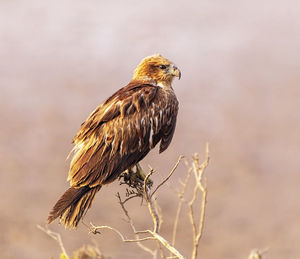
[159,65,167,69]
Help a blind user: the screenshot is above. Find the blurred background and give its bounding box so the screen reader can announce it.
[1,0,300,258]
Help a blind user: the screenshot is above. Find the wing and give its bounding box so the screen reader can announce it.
[68,81,178,188]
[159,92,178,153]
[159,114,177,153]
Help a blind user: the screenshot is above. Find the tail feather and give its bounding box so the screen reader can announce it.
[47,185,101,228]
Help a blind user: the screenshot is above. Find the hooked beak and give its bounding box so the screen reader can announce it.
[170,65,181,80]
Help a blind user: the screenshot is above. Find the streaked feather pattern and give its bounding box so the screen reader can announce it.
[69,82,178,187]
[48,54,180,228]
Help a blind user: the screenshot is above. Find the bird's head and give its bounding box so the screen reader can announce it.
[133,54,181,88]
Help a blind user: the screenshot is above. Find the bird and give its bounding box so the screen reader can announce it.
[47,54,181,228]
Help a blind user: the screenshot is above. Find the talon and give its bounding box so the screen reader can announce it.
[118,163,153,198]
[136,163,153,187]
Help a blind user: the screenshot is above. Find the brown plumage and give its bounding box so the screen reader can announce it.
[48,54,181,228]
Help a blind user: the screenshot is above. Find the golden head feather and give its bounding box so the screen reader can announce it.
[133,54,181,87]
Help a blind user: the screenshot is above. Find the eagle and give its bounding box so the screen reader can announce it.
[47,54,181,228]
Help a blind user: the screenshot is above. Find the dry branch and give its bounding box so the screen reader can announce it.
[189,143,210,259]
[151,155,184,199]
[37,224,69,258]
[90,156,186,258]
[90,146,210,259]
[171,166,193,250]
[40,145,265,259]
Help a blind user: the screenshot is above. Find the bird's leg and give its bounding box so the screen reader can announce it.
[135,163,153,187]
[119,163,153,193]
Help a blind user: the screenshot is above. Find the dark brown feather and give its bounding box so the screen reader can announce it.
[48,69,179,228]
[47,185,101,228]
[68,82,178,189]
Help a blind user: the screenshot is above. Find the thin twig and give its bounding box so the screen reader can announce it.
[143,169,160,233]
[189,143,210,259]
[37,225,69,258]
[117,192,157,256]
[143,169,184,258]
[89,154,191,259]
[151,156,184,199]
[89,222,155,243]
[144,169,155,202]
[121,193,141,204]
[90,193,156,257]
[151,232,184,259]
[157,240,166,259]
[171,167,193,248]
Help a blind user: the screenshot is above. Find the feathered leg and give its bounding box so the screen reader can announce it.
[119,163,153,191]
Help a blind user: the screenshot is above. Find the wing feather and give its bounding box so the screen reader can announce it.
[159,97,178,153]
[68,81,178,188]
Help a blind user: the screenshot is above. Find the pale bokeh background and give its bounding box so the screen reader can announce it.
[1,0,300,258]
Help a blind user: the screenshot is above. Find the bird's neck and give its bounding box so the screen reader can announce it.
[131,76,173,89]
[156,81,172,89]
